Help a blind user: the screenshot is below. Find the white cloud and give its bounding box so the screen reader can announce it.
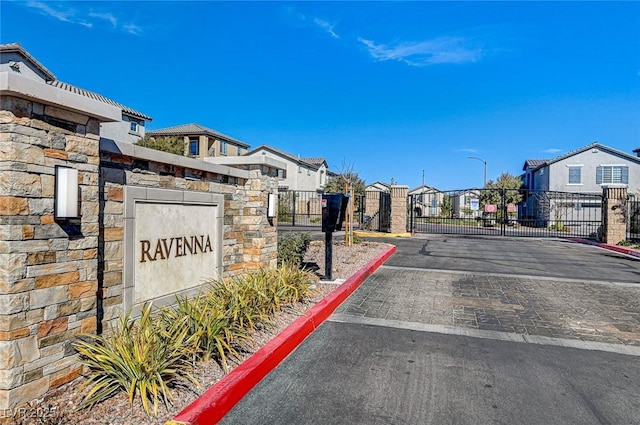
[23,1,142,35]
[123,23,143,36]
[26,1,93,27]
[456,148,479,153]
[313,17,339,39]
[542,148,563,154]
[89,12,117,28]
[358,36,483,66]
[284,7,339,40]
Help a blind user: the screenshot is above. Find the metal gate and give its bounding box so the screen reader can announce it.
[277,190,322,227]
[627,194,640,241]
[408,188,602,239]
[277,190,365,228]
[379,192,391,232]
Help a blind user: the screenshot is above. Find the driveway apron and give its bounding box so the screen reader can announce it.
[221,236,640,425]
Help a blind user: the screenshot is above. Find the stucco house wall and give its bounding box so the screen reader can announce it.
[547,147,640,193]
[523,143,640,194]
[244,145,328,192]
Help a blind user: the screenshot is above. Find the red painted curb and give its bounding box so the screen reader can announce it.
[170,244,397,425]
[566,238,640,259]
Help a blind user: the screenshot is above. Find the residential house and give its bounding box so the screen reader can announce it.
[0,43,151,142]
[522,142,640,193]
[451,189,481,218]
[365,181,390,193]
[408,185,443,217]
[242,145,332,192]
[147,123,250,160]
[521,142,640,225]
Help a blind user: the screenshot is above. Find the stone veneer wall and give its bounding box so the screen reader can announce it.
[602,186,628,245]
[99,147,278,328]
[0,95,101,411]
[0,95,278,412]
[390,185,408,234]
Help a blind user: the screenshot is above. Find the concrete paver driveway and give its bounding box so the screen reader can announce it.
[221,236,640,425]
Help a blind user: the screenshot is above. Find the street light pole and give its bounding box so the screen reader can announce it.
[467,156,487,188]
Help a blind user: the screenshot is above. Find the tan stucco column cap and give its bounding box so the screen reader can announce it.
[0,71,121,122]
[101,139,252,180]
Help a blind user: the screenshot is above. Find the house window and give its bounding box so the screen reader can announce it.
[130,121,138,133]
[189,139,199,156]
[597,165,629,184]
[220,141,227,155]
[277,169,286,178]
[568,166,582,184]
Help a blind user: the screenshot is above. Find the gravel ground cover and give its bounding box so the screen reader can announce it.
[10,240,389,425]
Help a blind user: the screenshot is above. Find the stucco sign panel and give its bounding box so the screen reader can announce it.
[134,202,218,304]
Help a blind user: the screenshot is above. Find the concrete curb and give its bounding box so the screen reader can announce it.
[567,238,640,259]
[354,230,411,238]
[168,244,397,425]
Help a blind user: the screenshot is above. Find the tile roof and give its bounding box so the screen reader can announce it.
[47,80,152,121]
[522,159,549,170]
[301,157,326,167]
[246,145,326,170]
[524,142,640,171]
[408,184,440,194]
[148,123,249,148]
[0,43,55,80]
[1,43,152,121]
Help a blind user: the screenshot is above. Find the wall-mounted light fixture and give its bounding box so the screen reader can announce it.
[267,193,277,218]
[54,165,80,220]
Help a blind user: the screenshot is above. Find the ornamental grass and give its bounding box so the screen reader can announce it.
[75,264,316,417]
[74,303,200,417]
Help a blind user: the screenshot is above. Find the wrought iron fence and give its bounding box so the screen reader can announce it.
[409,188,602,239]
[627,195,640,242]
[277,190,364,228]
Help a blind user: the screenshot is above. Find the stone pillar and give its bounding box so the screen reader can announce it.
[602,186,628,245]
[390,185,409,234]
[0,96,100,411]
[239,170,278,271]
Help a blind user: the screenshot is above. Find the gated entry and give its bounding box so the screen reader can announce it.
[277,190,365,228]
[626,194,640,241]
[408,188,602,239]
[379,191,391,232]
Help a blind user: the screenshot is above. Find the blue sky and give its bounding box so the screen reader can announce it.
[2,1,639,190]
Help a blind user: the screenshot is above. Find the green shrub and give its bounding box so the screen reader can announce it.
[277,232,311,266]
[617,240,640,248]
[74,304,199,417]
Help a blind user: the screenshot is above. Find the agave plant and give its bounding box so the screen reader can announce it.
[74,303,200,417]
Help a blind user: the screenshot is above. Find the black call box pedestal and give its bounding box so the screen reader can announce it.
[321,193,349,281]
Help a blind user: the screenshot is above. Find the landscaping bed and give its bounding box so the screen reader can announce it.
[10,240,389,425]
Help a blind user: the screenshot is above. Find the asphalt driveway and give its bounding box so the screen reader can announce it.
[385,235,640,283]
[221,236,640,425]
